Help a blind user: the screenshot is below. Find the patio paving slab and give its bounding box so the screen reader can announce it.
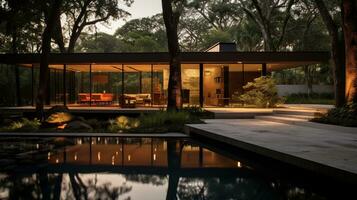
[185,119,357,184]
[0,132,187,138]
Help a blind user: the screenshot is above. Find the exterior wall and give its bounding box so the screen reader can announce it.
[277,84,334,96]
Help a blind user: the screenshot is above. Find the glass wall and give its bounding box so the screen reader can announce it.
[153,65,169,107]
[181,64,199,106]
[0,64,17,106]
[66,65,90,106]
[90,65,121,106]
[203,63,262,107]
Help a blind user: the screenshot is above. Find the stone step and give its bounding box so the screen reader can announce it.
[273,109,322,117]
[256,115,357,134]
[273,114,313,120]
[256,115,308,125]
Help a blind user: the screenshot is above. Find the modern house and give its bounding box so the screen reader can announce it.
[0,42,329,108]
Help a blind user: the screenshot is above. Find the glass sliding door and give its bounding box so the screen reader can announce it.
[48,65,64,105]
[153,65,169,107]
[181,64,199,106]
[90,65,121,106]
[66,65,90,106]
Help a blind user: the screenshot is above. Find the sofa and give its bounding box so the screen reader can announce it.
[125,93,151,105]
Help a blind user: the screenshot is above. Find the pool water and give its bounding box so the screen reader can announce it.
[0,137,346,199]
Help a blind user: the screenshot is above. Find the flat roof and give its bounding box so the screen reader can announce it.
[0,51,330,65]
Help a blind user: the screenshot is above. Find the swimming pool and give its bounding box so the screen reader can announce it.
[0,137,347,199]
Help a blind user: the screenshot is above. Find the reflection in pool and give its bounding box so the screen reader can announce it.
[0,137,330,199]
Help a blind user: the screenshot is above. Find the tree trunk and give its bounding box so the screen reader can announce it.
[162,0,183,110]
[11,32,21,106]
[343,0,357,103]
[314,0,346,107]
[304,65,313,96]
[166,139,181,200]
[36,0,62,120]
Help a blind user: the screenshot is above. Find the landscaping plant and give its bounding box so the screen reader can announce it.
[235,77,284,108]
[311,103,357,127]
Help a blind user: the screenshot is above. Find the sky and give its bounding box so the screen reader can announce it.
[97,0,163,34]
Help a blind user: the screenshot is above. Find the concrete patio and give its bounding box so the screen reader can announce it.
[185,118,357,184]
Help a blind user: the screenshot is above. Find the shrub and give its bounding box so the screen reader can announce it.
[107,116,141,133]
[285,93,334,105]
[311,103,357,127]
[182,106,214,119]
[234,76,284,108]
[46,112,73,124]
[2,118,41,132]
[137,111,200,132]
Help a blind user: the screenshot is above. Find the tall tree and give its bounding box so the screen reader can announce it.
[36,0,62,119]
[162,0,184,110]
[52,0,132,53]
[313,0,346,107]
[239,0,296,51]
[342,0,357,103]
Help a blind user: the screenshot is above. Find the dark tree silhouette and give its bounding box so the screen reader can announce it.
[342,0,357,103]
[162,0,184,110]
[36,0,62,119]
[313,0,346,107]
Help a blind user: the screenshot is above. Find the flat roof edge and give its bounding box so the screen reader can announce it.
[0,51,330,65]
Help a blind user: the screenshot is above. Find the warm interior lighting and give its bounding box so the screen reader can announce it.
[112,156,115,165]
[57,123,67,129]
[128,155,131,161]
[97,152,101,161]
[55,158,59,163]
[36,144,39,149]
[237,161,241,168]
[47,152,51,160]
[74,153,78,161]
[153,154,157,161]
[115,151,119,156]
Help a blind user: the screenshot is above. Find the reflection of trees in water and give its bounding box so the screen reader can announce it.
[0,173,62,199]
[64,173,132,200]
[124,174,167,186]
[176,177,279,200]
[0,172,133,200]
[176,177,326,200]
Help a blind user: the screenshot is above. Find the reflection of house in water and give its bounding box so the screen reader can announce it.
[47,138,241,169]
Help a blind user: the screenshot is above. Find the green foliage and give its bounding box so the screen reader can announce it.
[1,118,40,132]
[182,106,214,119]
[235,77,284,108]
[46,112,73,124]
[285,93,335,105]
[107,116,140,133]
[137,111,194,133]
[311,103,357,127]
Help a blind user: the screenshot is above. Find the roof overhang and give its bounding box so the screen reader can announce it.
[0,51,330,65]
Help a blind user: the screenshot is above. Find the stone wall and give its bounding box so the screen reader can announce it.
[277,84,334,96]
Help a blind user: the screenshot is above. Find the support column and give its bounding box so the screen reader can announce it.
[31,64,34,106]
[261,63,267,76]
[121,64,124,107]
[139,71,142,93]
[89,64,92,107]
[63,64,67,106]
[223,66,229,106]
[46,69,51,105]
[151,64,154,107]
[14,64,21,106]
[199,63,204,107]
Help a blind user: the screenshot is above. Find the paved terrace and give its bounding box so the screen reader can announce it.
[185,119,357,184]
